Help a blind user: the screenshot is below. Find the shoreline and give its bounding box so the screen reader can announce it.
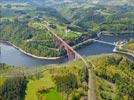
[0,40,61,60]
[113,47,134,60]
[1,32,134,60]
[73,39,95,50]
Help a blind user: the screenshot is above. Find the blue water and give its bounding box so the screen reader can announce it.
[0,34,134,67]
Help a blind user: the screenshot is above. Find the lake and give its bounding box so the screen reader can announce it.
[0,34,134,67]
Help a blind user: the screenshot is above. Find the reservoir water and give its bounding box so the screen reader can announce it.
[78,34,134,56]
[0,43,62,67]
[0,34,134,67]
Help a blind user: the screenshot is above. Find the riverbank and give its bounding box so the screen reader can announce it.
[113,40,134,60]
[73,31,134,50]
[1,31,134,61]
[101,31,134,36]
[113,47,134,61]
[0,40,61,60]
[73,39,95,50]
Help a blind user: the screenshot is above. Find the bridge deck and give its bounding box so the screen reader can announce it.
[45,24,95,100]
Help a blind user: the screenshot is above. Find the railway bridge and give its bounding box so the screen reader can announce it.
[45,24,115,61]
[45,25,95,100]
[46,26,83,61]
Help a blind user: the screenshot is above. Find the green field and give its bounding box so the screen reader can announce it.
[41,88,62,100]
[25,71,55,100]
[25,60,88,100]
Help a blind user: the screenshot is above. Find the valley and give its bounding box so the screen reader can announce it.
[0,0,134,100]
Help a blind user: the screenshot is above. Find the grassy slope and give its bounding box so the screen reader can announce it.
[25,70,55,100]
[25,59,87,100]
[41,89,62,100]
[24,54,134,100]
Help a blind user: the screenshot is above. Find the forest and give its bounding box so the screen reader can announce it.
[0,1,134,57]
[0,54,133,100]
[0,0,134,100]
[88,54,134,100]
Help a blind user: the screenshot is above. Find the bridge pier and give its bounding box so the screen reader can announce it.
[66,49,75,61]
[47,27,79,61]
[56,42,76,61]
